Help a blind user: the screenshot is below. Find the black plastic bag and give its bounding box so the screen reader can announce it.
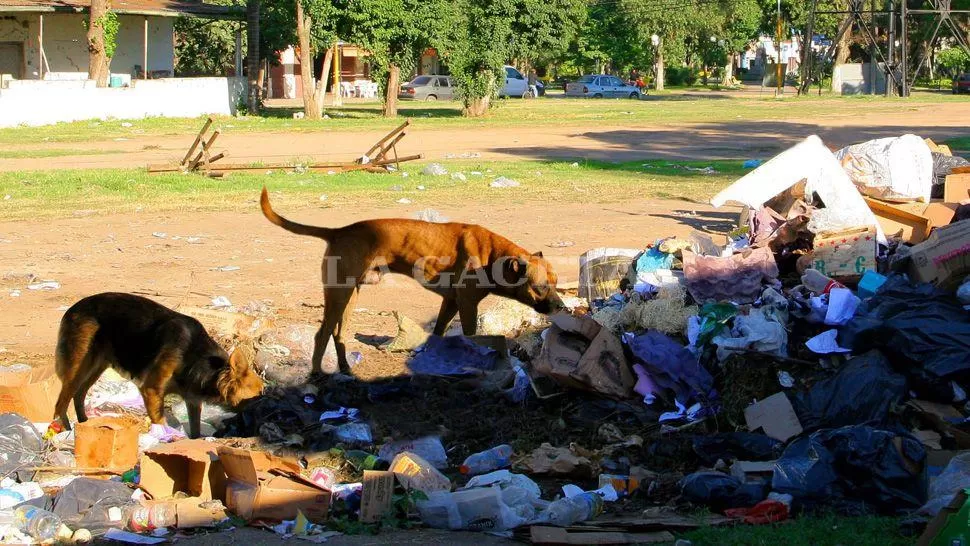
[932,152,970,197]
[51,478,136,532]
[772,425,926,515]
[840,275,970,384]
[0,413,43,482]
[791,351,907,432]
[680,471,769,511]
[691,432,784,467]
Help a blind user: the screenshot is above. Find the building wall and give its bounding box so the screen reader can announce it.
[0,77,246,127]
[0,13,173,81]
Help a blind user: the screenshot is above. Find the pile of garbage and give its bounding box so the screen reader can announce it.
[1,133,969,545]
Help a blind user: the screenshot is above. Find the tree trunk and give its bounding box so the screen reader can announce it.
[835,14,852,66]
[315,47,333,116]
[87,0,110,87]
[655,48,665,91]
[383,64,400,117]
[722,53,734,86]
[295,0,321,119]
[257,59,267,105]
[464,95,490,117]
[246,0,260,112]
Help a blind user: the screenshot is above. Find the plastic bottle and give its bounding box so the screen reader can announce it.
[330,448,390,471]
[125,503,176,532]
[541,492,604,526]
[459,444,513,475]
[13,505,63,541]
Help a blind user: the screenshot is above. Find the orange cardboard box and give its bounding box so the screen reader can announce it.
[219,446,330,522]
[74,415,142,471]
[140,439,226,501]
[0,363,74,423]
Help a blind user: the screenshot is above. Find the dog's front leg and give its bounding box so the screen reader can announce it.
[185,400,202,439]
[456,292,484,336]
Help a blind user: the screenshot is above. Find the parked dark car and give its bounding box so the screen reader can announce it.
[953,73,970,94]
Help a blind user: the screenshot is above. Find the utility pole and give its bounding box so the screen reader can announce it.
[900,0,908,96]
[776,0,783,95]
[886,0,894,97]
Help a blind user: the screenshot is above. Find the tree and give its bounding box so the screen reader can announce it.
[715,0,761,85]
[620,0,701,90]
[87,0,117,87]
[262,0,338,119]
[341,0,433,117]
[174,8,241,77]
[434,0,516,116]
[509,0,586,71]
[938,46,970,76]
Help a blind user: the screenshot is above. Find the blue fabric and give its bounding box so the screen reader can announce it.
[408,335,499,376]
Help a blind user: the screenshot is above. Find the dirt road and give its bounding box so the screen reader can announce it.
[2,101,968,171]
[0,198,735,362]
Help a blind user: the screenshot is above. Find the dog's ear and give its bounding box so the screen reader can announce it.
[228,347,247,372]
[503,256,528,282]
[533,251,543,258]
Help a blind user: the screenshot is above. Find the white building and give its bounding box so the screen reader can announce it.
[0,0,247,127]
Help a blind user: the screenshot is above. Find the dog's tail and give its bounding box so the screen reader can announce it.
[260,187,334,240]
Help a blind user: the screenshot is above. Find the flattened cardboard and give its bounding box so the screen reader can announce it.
[909,400,970,449]
[533,314,634,400]
[139,439,225,502]
[219,446,330,522]
[908,220,970,288]
[0,363,75,422]
[811,226,877,281]
[744,392,803,442]
[945,173,970,204]
[74,416,141,471]
[359,470,395,523]
[864,197,933,243]
[175,307,269,338]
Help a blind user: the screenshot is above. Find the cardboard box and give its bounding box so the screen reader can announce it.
[140,439,226,501]
[146,497,229,529]
[729,461,776,483]
[908,220,970,288]
[925,138,952,156]
[811,226,877,281]
[389,452,451,495]
[908,400,970,449]
[945,173,970,204]
[533,314,634,400]
[918,489,970,546]
[175,307,270,338]
[219,446,330,522]
[74,416,141,471]
[744,392,803,442]
[864,198,959,244]
[598,474,641,497]
[359,471,395,523]
[0,363,74,422]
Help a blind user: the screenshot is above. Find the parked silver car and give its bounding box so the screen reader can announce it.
[565,75,641,99]
[399,75,454,101]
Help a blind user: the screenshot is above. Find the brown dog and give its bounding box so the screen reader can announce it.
[54,292,264,438]
[260,187,565,375]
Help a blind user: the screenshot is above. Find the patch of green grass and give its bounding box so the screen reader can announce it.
[678,514,913,546]
[0,90,962,144]
[0,148,124,159]
[0,158,742,220]
[945,136,970,151]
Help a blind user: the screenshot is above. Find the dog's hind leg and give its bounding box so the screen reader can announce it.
[313,285,356,375]
[333,286,360,375]
[53,318,99,431]
[71,357,109,424]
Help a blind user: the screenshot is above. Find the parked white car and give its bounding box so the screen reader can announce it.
[565,75,641,99]
[499,65,529,98]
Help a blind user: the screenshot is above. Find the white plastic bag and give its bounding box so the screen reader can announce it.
[834,134,933,202]
[920,453,970,516]
[417,485,528,531]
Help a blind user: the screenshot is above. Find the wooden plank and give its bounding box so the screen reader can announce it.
[181,118,213,165]
[188,130,221,171]
[363,119,410,160]
[371,131,407,163]
[529,526,673,545]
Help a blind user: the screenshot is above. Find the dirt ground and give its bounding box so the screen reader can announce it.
[0,198,735,368]
[2,100,969,171]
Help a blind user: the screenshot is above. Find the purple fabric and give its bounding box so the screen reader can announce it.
[623,331,717,411]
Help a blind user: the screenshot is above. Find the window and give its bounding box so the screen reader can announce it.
[411,76,432,85]
[608,77,624,86]
[577,75,596,83]
[437,77,450,87]
[506,67,524,79]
